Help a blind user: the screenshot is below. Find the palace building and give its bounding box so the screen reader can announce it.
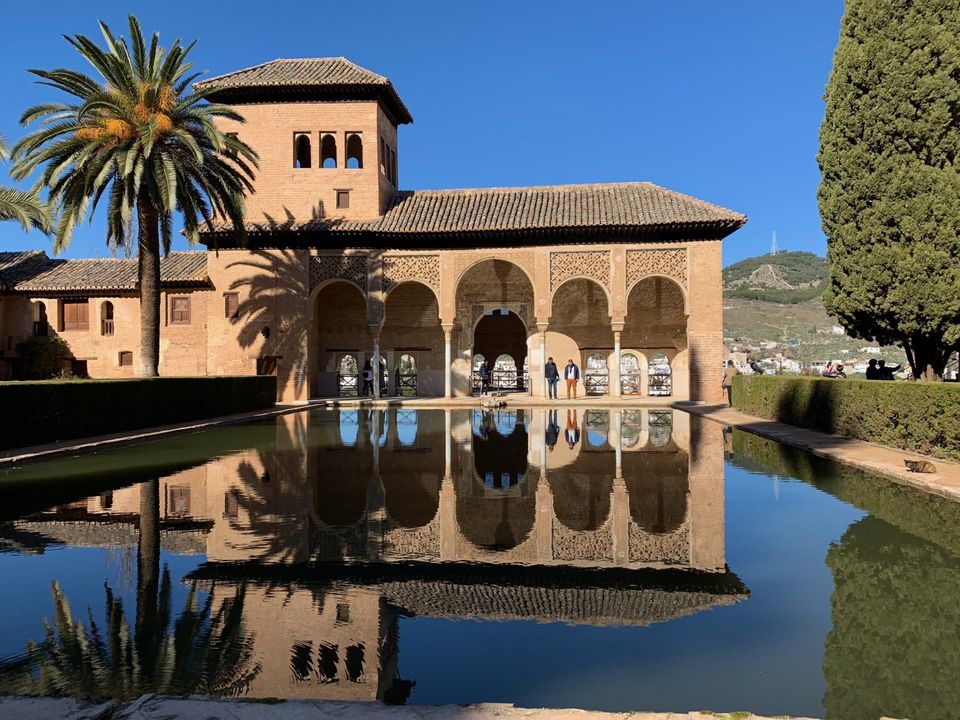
[0,57,746,402]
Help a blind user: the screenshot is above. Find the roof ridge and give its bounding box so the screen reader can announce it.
[395,182,657,196]
[196,56,390,87]
[196,58,282,86]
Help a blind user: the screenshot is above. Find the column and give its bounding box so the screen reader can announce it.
[371,327,381,400]
[442,324,454,399]
[537,323,548,398]
[611,409,628,564]
[611,323,623,398]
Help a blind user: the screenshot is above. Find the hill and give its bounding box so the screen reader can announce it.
[723,251,828,303]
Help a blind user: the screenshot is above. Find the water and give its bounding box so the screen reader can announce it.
[1,407,959,719]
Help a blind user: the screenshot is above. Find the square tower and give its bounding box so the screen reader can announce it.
[197,58,412,223]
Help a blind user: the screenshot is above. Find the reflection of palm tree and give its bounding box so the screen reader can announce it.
[0,479,260,699]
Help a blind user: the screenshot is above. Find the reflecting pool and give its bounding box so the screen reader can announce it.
[1,408,959,718]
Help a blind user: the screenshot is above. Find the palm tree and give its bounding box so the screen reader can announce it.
[12,16,257,376]
[0,136,49,232]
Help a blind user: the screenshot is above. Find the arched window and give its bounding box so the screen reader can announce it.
[472,353,486,393]
[494,353,518,391]
[293,133,311,169]
[648,352,672,397]
[346,133,363,169]
[100,301,114,336]
[321,133,337,168]
[337,354,359,397]
[620,352,641,395]
[585,352,609,396]
[32,301,48,337]
[397,353,416,397]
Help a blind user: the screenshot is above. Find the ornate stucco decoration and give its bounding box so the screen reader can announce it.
[310,254,368,292]
[625,248,688,290]
[549,250,611,291]
[381,253,441,294]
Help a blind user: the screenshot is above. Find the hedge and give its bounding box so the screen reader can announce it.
[732,375,960,462]
[0,376,276,451]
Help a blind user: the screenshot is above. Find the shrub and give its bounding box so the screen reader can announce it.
[14,336,72,380]
[732,375,960,462]
[0,376,276,451]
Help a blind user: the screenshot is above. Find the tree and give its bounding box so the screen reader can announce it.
[12,16,257,376]
[817,0,960,381]
[0,136,48,232]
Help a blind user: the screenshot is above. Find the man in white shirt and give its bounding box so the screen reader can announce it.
[563,358,580,399]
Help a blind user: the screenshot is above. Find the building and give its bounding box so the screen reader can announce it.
[0,57,746,402]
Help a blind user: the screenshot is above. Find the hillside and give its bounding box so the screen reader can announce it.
[723,251,828,303]
[722,251,906,369]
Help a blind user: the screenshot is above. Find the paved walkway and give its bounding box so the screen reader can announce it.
[685,403,960,503]
[0,695,821,720]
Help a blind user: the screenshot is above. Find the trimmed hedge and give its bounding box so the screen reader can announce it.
[0,376,276,451]
[732,375,960,462]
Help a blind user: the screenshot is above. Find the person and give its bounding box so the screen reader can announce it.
[545,409,559,452]
[866,358,880,380]
[564,409,580,449]
[878,358,901,380]
[544,356,560,399]
[379,359,388,396]
[834,363,847,379]
[749,359,765,375]
[478,360,490,396]
[721,360,739,407]
[822,361,837,378]
[564,358,580,399]
[361,360,374,396]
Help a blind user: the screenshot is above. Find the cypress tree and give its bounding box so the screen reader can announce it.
[818,0,960,380]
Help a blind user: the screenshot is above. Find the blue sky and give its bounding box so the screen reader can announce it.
[0,1,845,266]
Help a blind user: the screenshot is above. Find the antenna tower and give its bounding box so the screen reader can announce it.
[770,230,779,256]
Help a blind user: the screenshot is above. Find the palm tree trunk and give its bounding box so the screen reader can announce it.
[137,195,161,377]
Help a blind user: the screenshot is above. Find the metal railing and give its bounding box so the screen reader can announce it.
[648,373,673,397]
[397,373,417,397]
[102,318,114,336]
[337,373,359,397]
[584,372,609,396]
[620,372,643,395]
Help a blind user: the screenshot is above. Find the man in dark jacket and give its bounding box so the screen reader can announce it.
[544,356,560,399]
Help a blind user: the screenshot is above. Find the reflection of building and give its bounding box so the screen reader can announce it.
[8,409,744,703]
[0,57,745,400]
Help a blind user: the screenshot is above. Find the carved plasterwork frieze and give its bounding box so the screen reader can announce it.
[549,250,611,291]
[382,253,441,294]
[625,248,687,290]
[310,254,368,292]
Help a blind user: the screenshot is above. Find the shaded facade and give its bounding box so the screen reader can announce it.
[0,57,745,400]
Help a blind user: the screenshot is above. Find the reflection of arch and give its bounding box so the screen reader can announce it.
[346,133,363,169]
[623,449,689,534]
[294,133,312,168]
[321,133,337,168]
[310,411,371,527]
[549,437,614,531]
[457,411,535,549]
[381,410,442,528]
[100,301,114,336]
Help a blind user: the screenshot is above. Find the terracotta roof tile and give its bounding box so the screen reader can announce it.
[195,57,413,124]
[1,251,209,293]
[202,182,746,241]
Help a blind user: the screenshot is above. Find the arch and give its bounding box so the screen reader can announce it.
[294,133,312,169]
[338,354,359,397]
[311,281,373,398]
[346,133,363,169]
[473,312,527,392]
[620,352,642,395]
[625,274,688,313]
[550,276,612,308]
[384,278,440,308]
[648,352,673,397]
[584,352,609,397]
[321,133,337,168]
[100,301,114,336]
[381,281,443,396]
[455,256,536,297]
[396,353,417,398]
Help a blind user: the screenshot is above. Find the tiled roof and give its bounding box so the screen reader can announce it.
[0,251,209,293]
[201,182,746,242]
[195,57,413,124]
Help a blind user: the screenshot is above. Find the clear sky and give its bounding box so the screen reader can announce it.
[0,0,845,266]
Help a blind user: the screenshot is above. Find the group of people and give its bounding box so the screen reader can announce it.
[821,361,846,379]
[865,358,901,380]
[543,357,581,399]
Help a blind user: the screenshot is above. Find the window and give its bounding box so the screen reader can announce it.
[390,148,398,185]
[293,132,312,168]
[379,137,386,174]
[32,301,48,336]
[170,296,191,324]
[223,489,240,519]
[336,190,350,209]
[61,299,89,331]
[119,351,133,367]
[101,301,114,335]
[224,292,239,319]
[346,133,363,169]
[167,486,191,517]
[321,132,337,168]
[385,146,392,184]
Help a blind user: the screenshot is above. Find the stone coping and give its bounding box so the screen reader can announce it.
[0,694,824,720]
[686,403,960,504]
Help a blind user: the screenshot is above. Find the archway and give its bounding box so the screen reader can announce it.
[100,301,114,336]
[312,281,372,398]
[454,259,535,397]
[549,278,612,396]
[620,352,642,395]
[381,281,443,396]
[584,352,609,396]
[32,301,48,336]
[622,276,687,398]
[473,311,527,392]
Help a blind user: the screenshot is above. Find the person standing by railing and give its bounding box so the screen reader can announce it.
[564,358,580,399]
[545,356,559,399]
